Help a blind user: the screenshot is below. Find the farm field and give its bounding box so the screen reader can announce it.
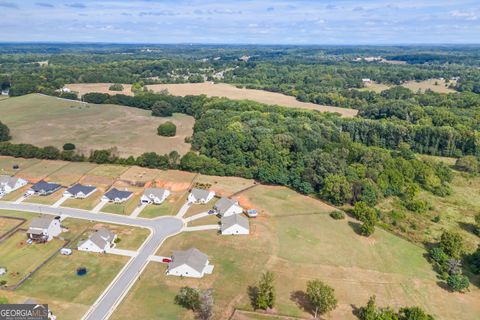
[402,78,457,93]
[0,93,194,157]
[65,82,358,117]
[113,185,480,320]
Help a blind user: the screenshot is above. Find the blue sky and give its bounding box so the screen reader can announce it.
[1,0,479,44]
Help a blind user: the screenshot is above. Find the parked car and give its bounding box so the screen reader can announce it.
[162,258,172,263]
[208,209,216,215]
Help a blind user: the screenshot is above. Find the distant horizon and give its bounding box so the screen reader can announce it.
[1,1,479,44]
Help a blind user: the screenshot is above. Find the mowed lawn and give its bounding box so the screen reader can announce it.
[0,93,194,157]
[0,231,65,287]
[113,185,480,320]
[15,252,129,320]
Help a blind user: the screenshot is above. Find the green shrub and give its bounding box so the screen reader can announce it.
[329,210,345,220]
[63,143,76,151]
[157,122,176,137]
[109,83,124,91]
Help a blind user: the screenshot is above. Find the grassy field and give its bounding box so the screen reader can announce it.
[0,93,194,157]
[13,252,129,320]
[114,185,480,320]
[140,202,176,218]
[0,217,24,235]
[402,79,457,93]
[0,156,40,176]
[65,82,358,117]
[377,173,480,252]
[0,231,65,287]
[15,159,69,182]
[45,162,98,186]
[360,82,391,93]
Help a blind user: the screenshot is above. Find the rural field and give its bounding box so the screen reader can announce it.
[65,82,358,117]
[0,93,194,157]
[402,78,457,93]
[112,185,480,320]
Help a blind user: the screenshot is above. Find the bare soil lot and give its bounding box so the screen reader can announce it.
[66,82,358,117]
[0,94,194,157]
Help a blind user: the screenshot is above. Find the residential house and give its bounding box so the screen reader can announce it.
[77,228,116,253]
[214,197,243,217]
[0,175,27,196]
[102,188,133,203]
[362,78,372,84]
[1,89,9,96]
[63,183,96,199]
[27,216,61,242]
[26,180,61,196]
[188,188,215,204]
[140,188,170,205]
[221,214,250,235]
[166,248,214,278]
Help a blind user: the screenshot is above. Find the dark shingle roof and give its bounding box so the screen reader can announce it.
[104,188,132,201]
[66,183,96,196]
[31,180,61,193]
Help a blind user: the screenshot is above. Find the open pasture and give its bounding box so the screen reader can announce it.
[65,82,358,117]
[14,159,68,182]
[0,94,194,157]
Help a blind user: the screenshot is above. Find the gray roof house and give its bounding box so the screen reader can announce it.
[64,183,96,199]
[28,180,62,196]
[214,197,244,217]
[166,248,214,278]
[27,216,62,242]
[188,188,215,204]
[141,188,170,204]
[0,175,27,194]
[102,188,133,203]
[78,228,116,253]
[221,213,250,235]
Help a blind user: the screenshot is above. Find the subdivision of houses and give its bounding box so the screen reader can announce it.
[140,188,170,205]
[0,175,28,196]
[102,188,133,203]
[26,216,62,242]
[166,248,214,278]
[77,228,116,253]
[26,180,62,196]
[63,183,97,199]
[188,188,215,204]
[221,213,250,235]
[214,197,243,217]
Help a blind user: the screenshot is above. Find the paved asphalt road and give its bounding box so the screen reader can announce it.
[0,201,184,320]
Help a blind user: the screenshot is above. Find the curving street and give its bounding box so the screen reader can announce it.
[0,201,184,320]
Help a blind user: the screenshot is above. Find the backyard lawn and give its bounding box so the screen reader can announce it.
[0,231,65,287]
[113,185,480,320]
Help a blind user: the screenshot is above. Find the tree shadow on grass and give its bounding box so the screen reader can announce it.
[290,290,312,315]
[458,221,478,236]
[247,285,258,309]
[347,221,363,235]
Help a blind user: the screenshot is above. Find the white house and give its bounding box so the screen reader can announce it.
[188,188,215,204]
[27,216,62,242]
[214,197,243,217]
[77,228,116,253]
[102,188,133,203]
[166,248,214,278]
[140,188,170,205]
[0,175,27,196]
[362,78,372,84]
[221,214,250,235]
[63,183,96,199]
